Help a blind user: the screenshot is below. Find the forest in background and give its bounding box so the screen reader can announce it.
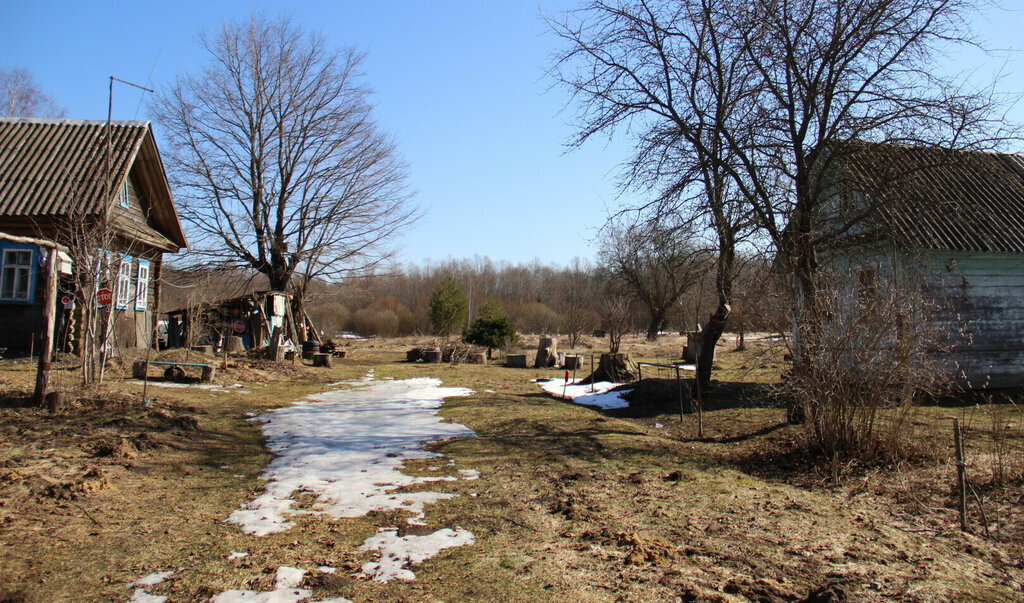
[160,255,790,343]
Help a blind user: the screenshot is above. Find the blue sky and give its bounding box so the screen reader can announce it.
[2,1,1023,267]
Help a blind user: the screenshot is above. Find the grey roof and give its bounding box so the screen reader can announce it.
[0,118,186,249]
[836,143,1024,254]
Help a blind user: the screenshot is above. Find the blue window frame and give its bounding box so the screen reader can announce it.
[0,242,38,304]
[135,259,150,310]
[115,254,133,310]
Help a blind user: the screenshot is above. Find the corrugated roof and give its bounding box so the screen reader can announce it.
[0,118,147,217]
[0,118,186,250]
[835,143,1024,253]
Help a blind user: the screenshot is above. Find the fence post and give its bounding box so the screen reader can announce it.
[953,417,967,532]
[676,365,684,422]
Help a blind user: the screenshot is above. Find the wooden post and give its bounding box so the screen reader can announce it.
[676,366,685,422]
[954,417,968,532]
[151,257,162,350]
[284,297,301,347]
[269,326,283,362]
[33,247,59,406]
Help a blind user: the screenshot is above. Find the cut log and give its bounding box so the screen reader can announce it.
[467,352,487,364]
[132,360,148,380]
[422,348,442,363]
[312,353,332,368]
[506,354,527,368]
[564,355,582,371]
[201,364,216,382]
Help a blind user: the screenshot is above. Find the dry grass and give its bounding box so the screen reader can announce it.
[0,335,1022,601]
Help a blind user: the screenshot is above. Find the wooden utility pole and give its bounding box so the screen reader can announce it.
[33,247,59,405]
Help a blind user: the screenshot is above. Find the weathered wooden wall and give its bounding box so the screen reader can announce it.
[926,251,1024,389]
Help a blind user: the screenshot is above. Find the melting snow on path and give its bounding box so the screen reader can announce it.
[536,378,630,410]
[360,527,475,582]
[228,377,476,536]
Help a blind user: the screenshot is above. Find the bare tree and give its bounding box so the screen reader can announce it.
[552,257,600,349]
[599,216,706,341]
[152,15,415,332]
[0,68,65,118]
[721,0,1010,372]
[552,0,1012,385]
[549,0,759,385]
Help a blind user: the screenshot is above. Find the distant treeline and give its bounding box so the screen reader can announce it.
[161,255,789,339]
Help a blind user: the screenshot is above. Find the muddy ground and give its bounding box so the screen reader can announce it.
[0,334,1022,601]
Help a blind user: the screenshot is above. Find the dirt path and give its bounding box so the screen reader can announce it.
[1,356,1022,601]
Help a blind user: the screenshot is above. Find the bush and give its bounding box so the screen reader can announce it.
[785,261,947,461]
[465,299,518,352]
[350,307,399,337]
[510,301,562,335]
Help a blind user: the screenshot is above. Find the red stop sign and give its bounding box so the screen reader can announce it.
[233,319,245,333]
[96,288,112,307]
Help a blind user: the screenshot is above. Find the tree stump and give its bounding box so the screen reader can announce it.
[422,348,442,363]
[564,355,582,370]
[224,336,245,355]
[534,336,558,368]
[312,353,332,368]
[580,353,637,383]
[506,354,527,368]
[45,391,65,413]
[683,331,701,362]
[164,365,186,381]
[201,364,216,382]
[132,360,148,380]
[467,352,487,364]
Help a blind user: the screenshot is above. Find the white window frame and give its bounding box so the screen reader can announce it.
[115,255,133,309]
[135,259,150,310]
[0,248,33,302]
[118,180,130,208]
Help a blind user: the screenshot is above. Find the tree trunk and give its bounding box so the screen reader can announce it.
[697,302,729,390]
[33,247,58,405]
[645,308,667,341]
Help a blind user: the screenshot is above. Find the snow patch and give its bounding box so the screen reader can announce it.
[211,588,312,602]
[132,571,175,587]
[538,379,630,410]
[227,551,249,560]
[275,566,306,589]
[128,589,167,603]
[228,378,475,536]
[360,527,475,583]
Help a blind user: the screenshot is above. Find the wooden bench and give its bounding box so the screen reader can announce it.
[132,360,216,383]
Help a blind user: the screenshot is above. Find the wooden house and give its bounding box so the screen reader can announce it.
[817,142,1024,389]
[0,118,187,355]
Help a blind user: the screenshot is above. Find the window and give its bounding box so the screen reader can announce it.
[0,248,33,302]
[856,266,878,311]
[135,259,150,310]
[116,255,133,309]
[118,180,130,208]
